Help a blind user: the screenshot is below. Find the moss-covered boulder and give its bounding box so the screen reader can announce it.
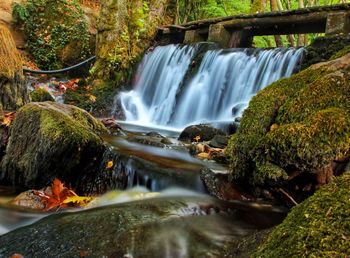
[254,170,350,257]
[0,102,108,190]
[30,88,54,102]
[228,53,350,189]
[0,24,28,110]
[302,34,350,69]
[0,196,284,257]
[12,0,91,70]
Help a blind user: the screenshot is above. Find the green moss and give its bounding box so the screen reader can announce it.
[30,88,54,102]
[228,55,350,185]
[254,171,350,257]
[331,45,350,60]
[64,80,119,116]
[0,102,107,188]
[13,0,90,70]
[302,35,350,69]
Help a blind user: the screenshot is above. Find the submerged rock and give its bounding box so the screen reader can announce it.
[0,102,108,190]
[178,124,227,142]
[0,196,286,257]
[254,170,350,257]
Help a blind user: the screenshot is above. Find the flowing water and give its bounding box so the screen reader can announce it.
[118,44,304,128]
[0,44,303,256]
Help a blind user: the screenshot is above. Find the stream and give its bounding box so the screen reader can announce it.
[0,44,304,256]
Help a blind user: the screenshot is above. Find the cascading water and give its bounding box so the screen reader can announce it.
[117,44,304,128]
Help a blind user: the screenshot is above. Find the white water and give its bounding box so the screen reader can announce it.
[117,44,304,129]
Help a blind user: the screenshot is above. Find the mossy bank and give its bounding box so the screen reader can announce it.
[254,169,350,257]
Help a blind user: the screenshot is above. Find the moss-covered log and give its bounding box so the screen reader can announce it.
[254,169,350,257]
[0,102,108,190]
[228,53,350,188]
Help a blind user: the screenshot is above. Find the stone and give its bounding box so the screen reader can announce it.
[0,102,108,190]
[325,11,350,35]
[0,196,285,257]
[208,23,231,48]
[184,30,206,44]
[200,168,254,201]
[209,135,230,149]
[30,88,54,102]
[178,124,227,142]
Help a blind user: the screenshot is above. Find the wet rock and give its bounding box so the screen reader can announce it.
[100,117,123,131]
[127,135,167,148]
[0,102,108,190]
[209,135,230,149]
[200,168,253,201]
[29,88,55,102]
[0,196,285,257]
[178,124,227,142]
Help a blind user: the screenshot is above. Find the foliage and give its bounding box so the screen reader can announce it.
[64,79,119,116]
[227,54,350,185]
[35,178,94,211]
[254,170,350,257]
[12,0,91,70]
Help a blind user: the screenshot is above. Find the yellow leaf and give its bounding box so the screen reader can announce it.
[63,195,94,206]
[193,135,201,142]
[106,160,114,169]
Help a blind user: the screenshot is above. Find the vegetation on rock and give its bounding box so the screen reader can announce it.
[0,102,107,190]
[254,169,350,257]
[12,0,91,70]
[227,53,350,187]
[30,88,54,102]
[0,24,28,110]
[92,0,169,81]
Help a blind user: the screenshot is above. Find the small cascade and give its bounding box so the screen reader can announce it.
[117,44,304,129]
[119,44,198,125]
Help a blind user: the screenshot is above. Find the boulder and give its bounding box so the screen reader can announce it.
[178,124,227,142]
[0,24,28,110]
[0,102,108,190]
[228,53,350,188]
[209,135,230,149]
[0,196,286,257]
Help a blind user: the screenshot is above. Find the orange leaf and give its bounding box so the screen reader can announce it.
[52,178,64,200]
[10,254,24,258]
[2,112,16,127]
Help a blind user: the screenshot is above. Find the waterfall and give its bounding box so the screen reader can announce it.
[118,44,304,129]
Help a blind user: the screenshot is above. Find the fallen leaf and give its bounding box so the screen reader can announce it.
[106,160,114,169]
[63,195,94,206]
[193,135,201,143]
[2,112,16,127]
[197,152,209,159]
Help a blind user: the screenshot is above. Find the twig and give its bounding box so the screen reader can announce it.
[278,188,298,206]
